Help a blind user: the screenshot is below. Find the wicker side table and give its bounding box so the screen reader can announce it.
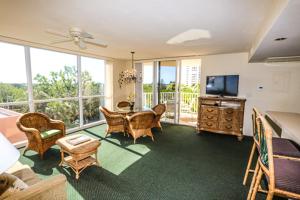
[56,134,101,180]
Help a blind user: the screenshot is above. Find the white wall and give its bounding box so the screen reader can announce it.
[112,59,135,109]
[200,52,300,136]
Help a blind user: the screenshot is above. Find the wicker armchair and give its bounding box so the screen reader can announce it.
[16,112,65,159]
[126,111,156,144]
[152,104,166,130]
[99,106,126,137]
[116,101,131,109]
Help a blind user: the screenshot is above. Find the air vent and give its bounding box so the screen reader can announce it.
[265,56,300,63]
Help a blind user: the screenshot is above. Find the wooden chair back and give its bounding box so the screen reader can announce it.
[17,112,51,132]
[117,101,131,108]
[252,107,262,147]
[128,111,155,129]
[152,104,166,116]
[256,116,275,189]
[99,106,123,125]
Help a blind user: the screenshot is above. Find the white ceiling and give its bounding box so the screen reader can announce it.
[0,0,274,59]
[249,0,300,62]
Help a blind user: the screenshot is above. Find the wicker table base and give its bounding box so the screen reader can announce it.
[56,134,101,180]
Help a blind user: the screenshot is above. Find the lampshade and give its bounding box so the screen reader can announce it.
[0,133,20,174]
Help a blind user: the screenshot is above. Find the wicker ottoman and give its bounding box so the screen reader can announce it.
[56,134,101,180]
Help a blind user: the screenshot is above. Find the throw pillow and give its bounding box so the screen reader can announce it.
[0,172,28,199]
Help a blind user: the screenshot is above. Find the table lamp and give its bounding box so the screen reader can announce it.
[0,133,20,174]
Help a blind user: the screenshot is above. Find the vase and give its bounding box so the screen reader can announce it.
[130,102,135,111]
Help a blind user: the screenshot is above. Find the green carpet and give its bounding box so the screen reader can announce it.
[19,123,285,200]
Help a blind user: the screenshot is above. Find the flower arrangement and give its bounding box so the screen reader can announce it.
[127,93,135,111]
[118,69,137,88]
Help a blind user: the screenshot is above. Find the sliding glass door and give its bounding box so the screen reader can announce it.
[158,60,177,123]
[178,59,201,125]
[141,59,201,126]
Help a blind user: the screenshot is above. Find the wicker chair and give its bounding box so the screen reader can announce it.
[117,101,131,109]
[16,112,65,159]
[243,108,300,188]
[126,111,156,144]
[152,103,166,130]
[99,106,126,137]
[249,116,300,200]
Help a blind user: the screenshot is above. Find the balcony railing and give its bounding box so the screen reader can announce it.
[143,92,199,125]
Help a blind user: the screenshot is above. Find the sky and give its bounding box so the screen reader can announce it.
[0,42,105,84]
[143,61,201,84]
[143,63,177,84]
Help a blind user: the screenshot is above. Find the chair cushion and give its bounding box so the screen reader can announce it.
[273,158,300,194]
[272,138,300,158]
[40,129,61,139]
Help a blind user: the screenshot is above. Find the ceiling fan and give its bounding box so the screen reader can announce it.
[46,27,107,49]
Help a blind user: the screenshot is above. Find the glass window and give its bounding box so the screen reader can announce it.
[35,100,79,129]
[142,62,153,108]
[0,42,27,103]
[81,57,105,96]
[83,97,105,124]
[30,48,78,100]
[81,57,105,125]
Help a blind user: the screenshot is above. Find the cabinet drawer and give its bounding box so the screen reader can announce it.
[201,106,218,115]
[219,122,239,132]
[200,121,218,129]
[201,114,218,122]
[220,116,238,123]
[220,108,237,116]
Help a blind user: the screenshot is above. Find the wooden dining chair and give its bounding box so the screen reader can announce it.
[151,103,166,130]
[99,106,126,137]
[243,108,300,186]
[249,116,300,200]
[126,111,156,144]
[117,101,131,109]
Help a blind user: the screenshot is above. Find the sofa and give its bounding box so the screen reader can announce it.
[2,161,67,200]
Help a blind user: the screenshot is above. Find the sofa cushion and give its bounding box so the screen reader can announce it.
[40,129,61,139]
[12,168,40,186]
[0,172,28,199]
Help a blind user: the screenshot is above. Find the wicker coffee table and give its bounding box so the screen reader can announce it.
[56,134,101,179]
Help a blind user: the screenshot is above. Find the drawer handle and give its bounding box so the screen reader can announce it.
[226,110,233,114]
[225,118,232,122]
[225,125,232,129]
[207,109,214,112]
[207,116,214,119]
[206,122,213,126]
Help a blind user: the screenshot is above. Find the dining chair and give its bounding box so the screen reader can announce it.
[126,111,156,144]
[99,106,126,137]
[151,103,166,130]
[16,112,65,159]
[116,101,131,109]
[249,116,300,200]
[243,108,300,186]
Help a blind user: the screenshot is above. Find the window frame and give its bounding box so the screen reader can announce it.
[0,41,107,136]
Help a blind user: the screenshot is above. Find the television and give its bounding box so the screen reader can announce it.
[206,75,239,96]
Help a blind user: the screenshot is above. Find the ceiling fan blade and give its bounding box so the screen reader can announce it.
[46,29,69,38]
[50,38,73,44]
[81,31,94,39]
[85,39,108,48]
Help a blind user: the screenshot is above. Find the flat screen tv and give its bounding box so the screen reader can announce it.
[206,75,239,96]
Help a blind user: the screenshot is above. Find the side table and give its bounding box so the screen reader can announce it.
[56,134,101,179]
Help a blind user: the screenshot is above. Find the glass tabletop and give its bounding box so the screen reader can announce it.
[115,107,152,114]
